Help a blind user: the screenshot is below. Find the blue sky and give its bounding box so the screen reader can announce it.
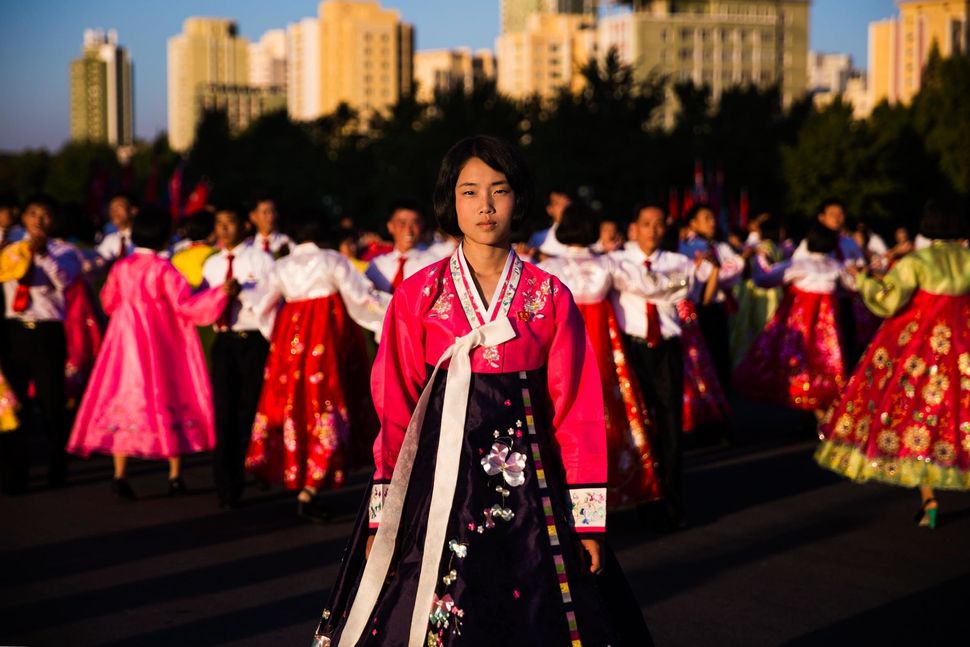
[0,0,897,152]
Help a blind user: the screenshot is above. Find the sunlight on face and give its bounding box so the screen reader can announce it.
[635,207,666,253]
[454,157,514,248]
[690,208,717,239]
[387,208,423,252]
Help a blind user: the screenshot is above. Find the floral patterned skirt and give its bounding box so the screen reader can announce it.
[577,300,660,509]
[315,368,652,647]
[245,295,376,491]
[64,279,104,405]
[733,287,846,411]
[678,300,731,432]
[815,290,970,489]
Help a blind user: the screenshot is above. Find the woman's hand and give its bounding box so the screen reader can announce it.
[365,534,375,560]
[575,538,603,575]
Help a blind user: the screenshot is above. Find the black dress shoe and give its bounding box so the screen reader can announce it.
[168,476,188,497]
[111,478,137,501]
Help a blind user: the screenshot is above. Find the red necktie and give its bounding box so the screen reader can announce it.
[216,253,235,329]
[390,255,407,293]
[262,237,271,254]
[643,259,662,348]
[118,233,127,258]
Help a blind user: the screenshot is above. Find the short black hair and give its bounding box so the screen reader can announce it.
[246,192,276,214]
[805,223,839,255]
[183,210,215,242]
[285,209,333,246]
[214,204,246,225]
[433,135,533,238]
[555,202,598,247]
[759,215,784,242]
[817,197,845,215]
[685,202,715,223]
[131,205,172,251]
[632,201,665,222]
[387,197,425,222]
[919,196,968,240]
[0,191,19,210]
[23,192,58,215]
[109,190,138,208]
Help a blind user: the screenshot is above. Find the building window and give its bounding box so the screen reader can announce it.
[661,28,668,42]
[681,28,692,40]
[680,48,692,61]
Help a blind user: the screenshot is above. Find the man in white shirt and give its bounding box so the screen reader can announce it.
[245,195,292,257]
[0,194,81,493]
[366,199,436,294]
[610,203,714,529]
[678,203,744,392]
[96,192,138,263]
[526,188,572,260]
[201,205,274,508]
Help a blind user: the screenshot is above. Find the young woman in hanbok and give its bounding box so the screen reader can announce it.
[538,202,660,509]
[67,206,233,500]
[815,200,970,528]
[313,136,651,646]
[733,225,857,417]
[246,216,388,516]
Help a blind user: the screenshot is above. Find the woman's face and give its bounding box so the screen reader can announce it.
[454,156,514,247]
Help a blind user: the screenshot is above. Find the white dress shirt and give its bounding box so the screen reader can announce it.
[753,253,857,293]
[247,231,293,256]
[201,244,275,331]
[256,242,389,339]
[365,247,438,293]
[3,239,81,322]
[96,228,134,261]
[608,246,694,340]
[527,223,570,259]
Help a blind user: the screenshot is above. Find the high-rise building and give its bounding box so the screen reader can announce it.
[197,84,287,134]
[606,1,810,109]
[167,18,249,152]
[868,0,969,106]
[286,17,323,120]
[317,0,414,118]
[808,52,870,118]
[496,12,598,99]
[501,0,590,34]
[414,48,496,102]
[70,29,133,146]
[250,29,287,89]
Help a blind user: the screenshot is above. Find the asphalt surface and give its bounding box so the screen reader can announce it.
[2,396,969,646]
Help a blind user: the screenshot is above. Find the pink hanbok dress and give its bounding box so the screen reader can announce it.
[67,249,228,459]
[314,246,651,647]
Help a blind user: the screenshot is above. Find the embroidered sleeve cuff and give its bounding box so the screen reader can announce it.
[368,481,390,530]
[566,486,607,533]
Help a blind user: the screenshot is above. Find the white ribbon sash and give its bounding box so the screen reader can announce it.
[339,316,517,647]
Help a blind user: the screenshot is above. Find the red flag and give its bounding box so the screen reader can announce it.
[144,158,159,205]
[168,162,184,222]
[682,189,694,216]
[183,180,210,216]
[739,188,750,229]
[668,187,680,221]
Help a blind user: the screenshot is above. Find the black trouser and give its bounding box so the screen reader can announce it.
[210,330,268,503]
[696,301,732,395]
[0,320,68,493]
[625,334,684,516]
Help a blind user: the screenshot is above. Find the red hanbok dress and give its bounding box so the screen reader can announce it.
[246,243,389,492]
[733,253,854,411]
[816,241,970,488]
[314,246,651,647]
[677,299,731,431]
[540,248,660,508]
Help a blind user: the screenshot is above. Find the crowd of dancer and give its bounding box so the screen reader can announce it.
[0,134,967,643]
